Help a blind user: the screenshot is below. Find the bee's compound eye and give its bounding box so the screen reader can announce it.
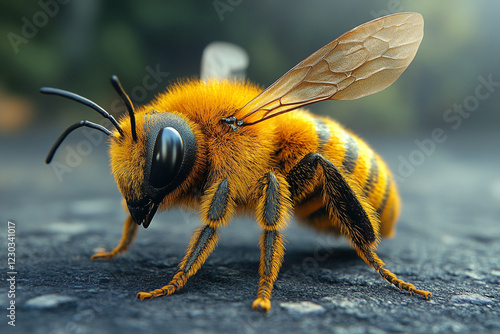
[150,127,184,189]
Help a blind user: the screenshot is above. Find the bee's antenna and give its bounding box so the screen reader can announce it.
[40,85,125,164]
[40,87,124,136]
[45,121,111,164]
[110,75,137,141]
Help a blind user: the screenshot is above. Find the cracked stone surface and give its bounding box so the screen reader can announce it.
[0,130,499,333]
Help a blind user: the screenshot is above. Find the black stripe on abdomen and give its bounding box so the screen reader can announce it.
[363,152,379,196]
[312,118,330,153]
[342,131,359,174]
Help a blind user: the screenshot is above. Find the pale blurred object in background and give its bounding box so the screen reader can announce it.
[201,42,249,81]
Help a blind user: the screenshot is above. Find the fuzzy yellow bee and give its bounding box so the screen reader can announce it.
[43,12,430,312]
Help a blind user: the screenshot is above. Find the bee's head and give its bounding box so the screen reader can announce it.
[43,76,198,228]
[111,110,198,228]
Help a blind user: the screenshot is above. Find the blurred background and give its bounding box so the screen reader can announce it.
[1,0,500,217]
[2,0,500,134]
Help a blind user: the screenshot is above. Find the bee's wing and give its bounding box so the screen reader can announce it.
[201,42,249,82]
[237,12,423,125]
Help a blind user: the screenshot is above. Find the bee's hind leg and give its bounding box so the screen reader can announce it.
[288,153,431,299]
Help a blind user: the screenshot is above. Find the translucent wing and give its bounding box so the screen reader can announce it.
[201,42,249,82]
[233,12,423,126]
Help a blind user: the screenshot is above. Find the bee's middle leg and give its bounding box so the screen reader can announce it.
[252,172,292,312]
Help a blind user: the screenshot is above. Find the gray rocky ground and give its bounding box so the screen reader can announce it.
[1,129,499,333]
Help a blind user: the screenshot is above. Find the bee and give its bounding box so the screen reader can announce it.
[42,12,430,312]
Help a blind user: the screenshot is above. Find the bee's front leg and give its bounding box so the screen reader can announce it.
[252,172,292,312]
[137,179,234,300]
[91,215,138,260]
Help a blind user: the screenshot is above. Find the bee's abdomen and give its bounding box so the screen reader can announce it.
[299,116,400,237]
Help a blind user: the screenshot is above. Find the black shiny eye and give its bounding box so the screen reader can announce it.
[149,127,184,189]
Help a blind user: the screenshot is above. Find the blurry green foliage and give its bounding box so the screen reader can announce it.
[1,0,499,133]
